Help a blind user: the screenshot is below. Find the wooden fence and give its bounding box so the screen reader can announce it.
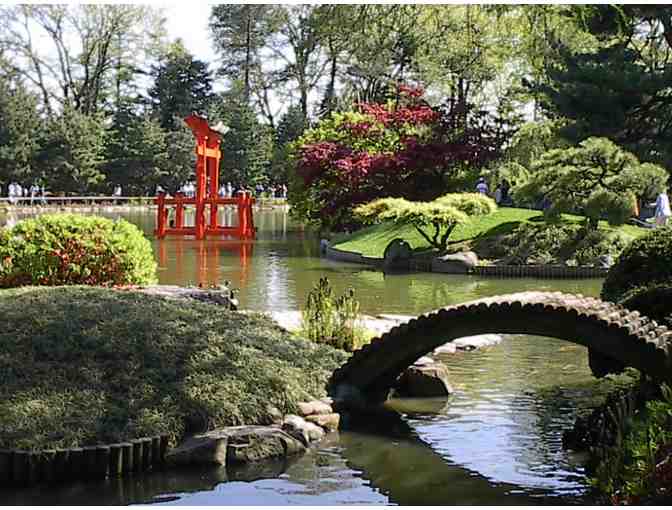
[0,434,169,486]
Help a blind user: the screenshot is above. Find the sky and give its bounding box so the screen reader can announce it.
[161,3,218,65]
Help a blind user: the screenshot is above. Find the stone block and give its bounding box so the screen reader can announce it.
[394,363,453,398]
[432,251,478,274]
[305,413,340,431]
[297,400,333,417]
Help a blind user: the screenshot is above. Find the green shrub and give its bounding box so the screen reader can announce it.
[601,227,672,302]
[301,277,365,351]
[0,213,157,287]
[486,222,629,266]
[0,286,348,450]
[617,283,672,328]
[353,193,497,252]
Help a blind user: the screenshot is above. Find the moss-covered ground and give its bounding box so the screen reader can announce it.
[331,207,646,258]
[0,286,348,451]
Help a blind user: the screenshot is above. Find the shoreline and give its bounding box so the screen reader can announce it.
[324,244,608,279]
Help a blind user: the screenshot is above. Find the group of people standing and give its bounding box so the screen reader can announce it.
[475,177,513,206]
[3,182,46,204]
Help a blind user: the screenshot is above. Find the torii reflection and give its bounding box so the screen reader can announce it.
[157,237,253,289]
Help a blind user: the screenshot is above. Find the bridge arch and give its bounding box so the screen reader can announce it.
[328,292,672,407]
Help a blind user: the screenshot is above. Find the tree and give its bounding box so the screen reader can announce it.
[209,5,277,104]
[513,137,668,229]
[0,71,42,188]
[289,86,509,231]
[533,5,672,169]
[220,98,272,188]
[0,4,165,115]
[269,104,308,184]
[37,105,107,193]
[148,41,213,131]
[104,106,169,195]
[354,193,497,252]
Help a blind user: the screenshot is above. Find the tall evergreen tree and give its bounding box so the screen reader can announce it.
[220,96,272,188]
[148,41,213,131]
[0,72,42,188]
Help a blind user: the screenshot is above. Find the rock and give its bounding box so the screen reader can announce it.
[320,397,334,406]
[433,343,457,355]
[282,414,325,443]
[305,413,341,431]
[165,426,305,467]
[597,254,614,268]
[452,334,503,351]
[394,363,453,398]
[297,400,333,417]
[265,405,284,424]
[165,434,228,467]
[431,251,478,274]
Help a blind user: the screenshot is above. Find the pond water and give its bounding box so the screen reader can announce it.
[1,207,624,505]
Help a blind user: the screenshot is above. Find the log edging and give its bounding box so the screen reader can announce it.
[0,434,169,486]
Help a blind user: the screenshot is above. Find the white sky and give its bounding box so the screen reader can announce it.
[160,3,218,65]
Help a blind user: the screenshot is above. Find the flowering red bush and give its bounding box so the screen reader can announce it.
[289,86,509,231]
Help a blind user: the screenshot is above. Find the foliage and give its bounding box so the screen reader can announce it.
[483,221,631,266]
[590,384,672,504]
[513,138,668,229]
[301,277,365,352]
[534,6,672,168]
[0,74,42,189]
[618,283,672,329]
[149,41,214,131]
[289,86,508,231]
[354,193,496,252]
[0,214,157,287]
[333,207,644,259]
[0,286,348,449]
[601,227,672,303]
[220,96,273,188]
[37,105,108,194]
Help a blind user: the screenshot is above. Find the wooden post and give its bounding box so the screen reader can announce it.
[159,435,169,465]
[151,437,161,468]
[83,446,98,480]
[156,193,166,238]
[141,438,152,470]
[69,448,84,481]
[109,444,123,478]
[94,446,110,479]
[11,451,29,485]
[120,443,133,474]
[53,449,70,482]
[131,440,143,472]
[0,450,12,484]
[39,449,57,483]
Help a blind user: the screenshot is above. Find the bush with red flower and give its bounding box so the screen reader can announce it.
[288,85,509,231]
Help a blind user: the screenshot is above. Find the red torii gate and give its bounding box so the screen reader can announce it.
[155,114,255,240]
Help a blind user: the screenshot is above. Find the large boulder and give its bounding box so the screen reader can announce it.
[452,334,503,351]
[394,362,453,398]
[431,251,478,274]
[165,426,306,467]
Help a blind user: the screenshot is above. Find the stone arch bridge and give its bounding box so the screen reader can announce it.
[328,292,672,407]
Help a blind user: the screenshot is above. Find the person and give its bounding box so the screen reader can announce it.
[501,179,511,205]
[494,183,503,204]
[652,188,671,227]
[475,177,489,195]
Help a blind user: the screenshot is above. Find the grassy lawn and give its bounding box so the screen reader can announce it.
[331,207,647,258]
[0,286,348,450]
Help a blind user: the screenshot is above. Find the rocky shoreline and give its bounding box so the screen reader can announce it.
[132,285,504,471]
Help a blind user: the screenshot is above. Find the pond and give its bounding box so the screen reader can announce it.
[1,207,624,505]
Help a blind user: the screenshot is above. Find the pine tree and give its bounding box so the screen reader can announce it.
[148,41,213,131]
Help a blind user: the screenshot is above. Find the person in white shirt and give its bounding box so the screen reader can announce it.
[653,189,671,227]
[475,177,489,195]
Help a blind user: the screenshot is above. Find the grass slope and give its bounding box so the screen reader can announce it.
[0,286,348,450]
[332,207,646,258]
